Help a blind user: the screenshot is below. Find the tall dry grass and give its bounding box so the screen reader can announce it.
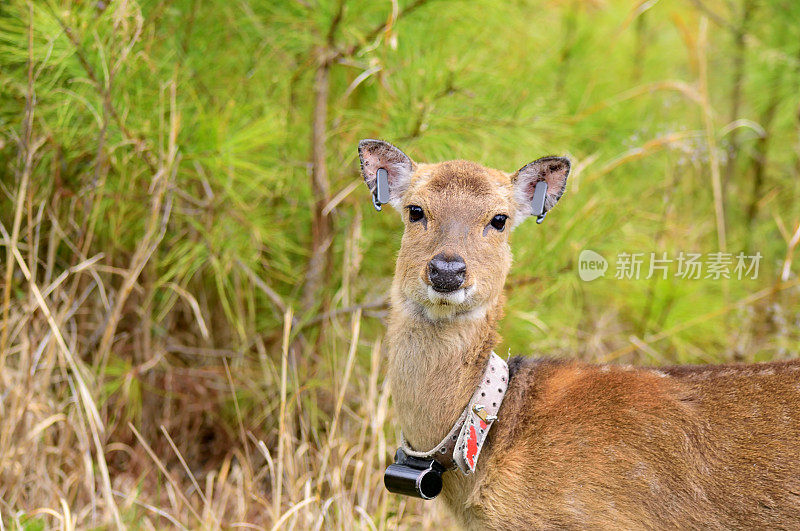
[0,175,442,528]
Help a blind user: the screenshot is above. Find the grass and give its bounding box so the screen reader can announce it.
[1,0,799,528]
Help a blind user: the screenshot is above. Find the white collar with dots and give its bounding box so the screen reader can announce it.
[400,352,509,475]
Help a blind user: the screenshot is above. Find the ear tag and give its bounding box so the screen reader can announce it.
[532,180,548,224]
[373,168,390,212]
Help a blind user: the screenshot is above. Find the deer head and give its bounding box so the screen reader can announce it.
[359,139,570,321]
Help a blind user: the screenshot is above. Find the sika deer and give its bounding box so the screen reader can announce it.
[358,139,800,529]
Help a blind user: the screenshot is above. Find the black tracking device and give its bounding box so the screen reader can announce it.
[384,448,445,500]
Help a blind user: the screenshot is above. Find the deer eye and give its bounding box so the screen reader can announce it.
[490,214,508,231]
[407,205,425,223]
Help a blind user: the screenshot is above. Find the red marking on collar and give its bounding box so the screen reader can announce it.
[479,419,487,430]
[466,426,478,468]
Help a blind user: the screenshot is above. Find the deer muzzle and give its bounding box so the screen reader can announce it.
[427,253,466,293]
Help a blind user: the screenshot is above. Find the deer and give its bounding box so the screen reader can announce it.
[357,139,800,530]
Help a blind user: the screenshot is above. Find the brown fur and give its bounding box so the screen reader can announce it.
[361,142,800,529]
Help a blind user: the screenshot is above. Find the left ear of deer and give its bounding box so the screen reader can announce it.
[358,139,416,210]
[511,156,570,228]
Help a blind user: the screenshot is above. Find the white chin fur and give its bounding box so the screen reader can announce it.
[407,285,485,321]
[427,285,468,305]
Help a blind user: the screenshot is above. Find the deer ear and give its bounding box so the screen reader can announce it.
[358,139,415,209]
[511,156,570,227]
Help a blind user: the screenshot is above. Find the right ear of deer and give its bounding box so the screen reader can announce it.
[358,139,415,210]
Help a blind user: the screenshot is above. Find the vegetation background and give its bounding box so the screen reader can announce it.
[1,0,799,528]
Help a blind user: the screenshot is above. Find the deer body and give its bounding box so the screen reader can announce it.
[359,140,800,529]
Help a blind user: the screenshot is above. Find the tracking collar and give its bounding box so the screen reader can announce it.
[384,352,509,499]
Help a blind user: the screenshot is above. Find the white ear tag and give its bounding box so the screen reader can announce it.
[373,168,390,211]
[532,180,548,224]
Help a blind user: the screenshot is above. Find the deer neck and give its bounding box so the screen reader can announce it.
[386,293,503,452]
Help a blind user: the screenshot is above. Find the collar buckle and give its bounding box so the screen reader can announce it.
[472,404,498,423]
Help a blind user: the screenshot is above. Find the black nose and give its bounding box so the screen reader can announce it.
[428,253,466,293]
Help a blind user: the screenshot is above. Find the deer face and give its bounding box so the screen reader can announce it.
[359,140,570,321]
